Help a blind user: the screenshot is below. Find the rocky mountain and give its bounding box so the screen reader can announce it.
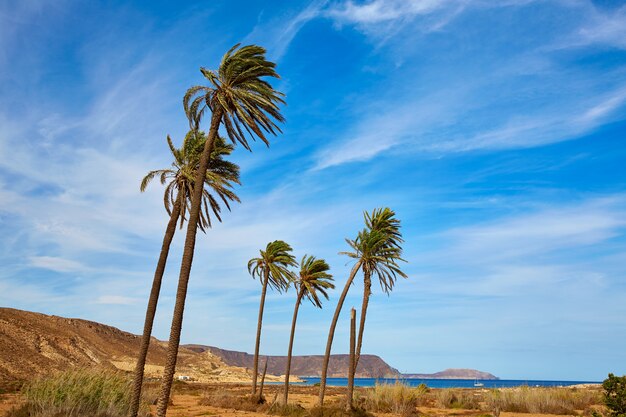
[185,345,401,378]
[0,308,273,383]
[403,368,499,380]
[0,308,495,383]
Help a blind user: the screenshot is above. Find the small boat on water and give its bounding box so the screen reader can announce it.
[474,380,485,387]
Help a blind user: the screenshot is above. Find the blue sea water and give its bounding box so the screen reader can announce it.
[296,377,599,388]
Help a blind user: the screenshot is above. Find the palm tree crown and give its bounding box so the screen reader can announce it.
[184,44,285,150]
[248,240,297,292]
[140,131,240,231]
[296,255,334,308]
[342,209,407,294]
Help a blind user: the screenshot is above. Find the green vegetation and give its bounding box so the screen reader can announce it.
[16,368,148,417]
[603,374,626,417]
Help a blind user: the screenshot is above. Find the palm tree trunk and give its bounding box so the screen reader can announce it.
[129,197,182,417]
[283,289,303,405]
[258,358,268,402]
[346,307,356,410]
[155,112,223,417]
[354,272,372,372]
[318,260,362,407]
[252,269,270,395]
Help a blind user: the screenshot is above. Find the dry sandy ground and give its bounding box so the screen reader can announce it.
[0,384,601,417]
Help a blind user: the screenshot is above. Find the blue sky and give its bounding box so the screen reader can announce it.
[1,0,625,381]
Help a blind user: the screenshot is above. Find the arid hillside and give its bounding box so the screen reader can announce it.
[185,345,401,378]
[0,308,269,383]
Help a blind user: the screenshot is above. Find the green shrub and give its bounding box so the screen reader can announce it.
[21,368,148,417]
[603,374,626,417]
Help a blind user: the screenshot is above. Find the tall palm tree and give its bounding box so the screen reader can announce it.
[155,44,284,417]
[248,240,297,396]
[283,255,334,404]
[348,209,407,402]
[318,208,406,406]
[130,132,240,417]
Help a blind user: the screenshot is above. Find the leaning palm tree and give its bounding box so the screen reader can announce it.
[283,255,334,404]
[248,240,297,396]
[155,44,284,417]
[318,208,406,406]
[130,132,240,417]
[347,210,407,404]
[353,208,406,371]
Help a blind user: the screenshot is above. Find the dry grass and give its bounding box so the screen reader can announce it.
[435,388,481,409]
[359,381,428,416]
[309,405,373,417]
[9,368,150,417]
[485,387,602,415]
[268,402,309,417]
[198,390,269,412]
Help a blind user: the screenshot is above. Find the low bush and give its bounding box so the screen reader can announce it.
[603,374,626,417]
[360,382,428,416]
[17,368,149,417]
[198,391,268,412]
[309,405,373,417]
[485,387,601,415]
[268,402,308,417]
[5,404,31,417]
[435,389,480,409]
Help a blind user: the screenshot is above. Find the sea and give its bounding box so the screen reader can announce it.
[295,377,599,388]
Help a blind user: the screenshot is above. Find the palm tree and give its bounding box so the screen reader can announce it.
[318,208,407,406]
[130,132,240,417]
[248,240,297,396]
[155,44,284,417]
[283,255,334,404]
[348,209,407,402]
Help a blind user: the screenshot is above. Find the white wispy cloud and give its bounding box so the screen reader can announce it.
[30,256,88,273]
[428,86,626,153]
[326,0,450,24]
[446,197,625,258]
[553,2,626,50]
[244,0,329,60]
[311,0,626,169]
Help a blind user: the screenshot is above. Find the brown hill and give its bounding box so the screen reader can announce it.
[0,308,275,383]
[185,345,401,378]
[403,368,499,380]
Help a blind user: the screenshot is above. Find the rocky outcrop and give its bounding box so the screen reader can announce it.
[185,345,401,378]
[403,368,499,380]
